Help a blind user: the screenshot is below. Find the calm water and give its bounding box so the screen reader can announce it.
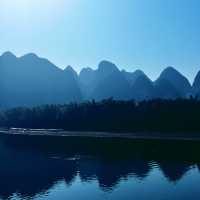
[0,134,200,200]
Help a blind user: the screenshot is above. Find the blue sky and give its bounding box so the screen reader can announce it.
[0,0,200,82]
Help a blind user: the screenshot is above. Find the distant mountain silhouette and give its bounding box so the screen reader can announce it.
[156,67,192,98]
[0,52,82,108]
[90,61,132,100]
[193,71,200,97]
[131,73,155,100]
[79,67,96,99]
[154,79,181,99]
[0,52,199,107]
[122,69,145,86]
[64,65,79,81]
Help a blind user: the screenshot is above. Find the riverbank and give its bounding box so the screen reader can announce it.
[0,129,200,141]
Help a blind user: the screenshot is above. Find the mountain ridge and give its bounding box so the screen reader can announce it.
[0,52,199,108]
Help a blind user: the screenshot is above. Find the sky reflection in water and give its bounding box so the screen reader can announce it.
[0,134,200,200]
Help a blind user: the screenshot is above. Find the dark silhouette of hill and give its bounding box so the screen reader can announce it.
[193,71,200,97]
[131,74,155,100]
[154,79,181,99]
[1,52,200,108]
[156,67,192,97]
[90,61,132,100]
[64,65,79,81]
[0,52,82,108]
[122,69,146,86]
[79,67,96,99]
[79,61,132,100]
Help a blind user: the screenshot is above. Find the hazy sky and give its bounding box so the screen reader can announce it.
[0,0,200,82]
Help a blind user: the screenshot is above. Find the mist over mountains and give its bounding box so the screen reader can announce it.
[0,52,199,108]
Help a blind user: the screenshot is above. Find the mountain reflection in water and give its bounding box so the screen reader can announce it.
[0,134,200,200]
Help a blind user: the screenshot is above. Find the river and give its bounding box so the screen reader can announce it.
[0,134,200,200]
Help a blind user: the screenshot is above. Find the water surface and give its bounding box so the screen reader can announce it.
[0,134,200,200]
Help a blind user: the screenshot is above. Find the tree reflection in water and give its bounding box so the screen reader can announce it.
[0,134,199,199]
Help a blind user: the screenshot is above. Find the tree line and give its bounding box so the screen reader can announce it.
[0,98,200,133]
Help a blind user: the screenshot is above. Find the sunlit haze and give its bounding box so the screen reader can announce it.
[1,0,200,82]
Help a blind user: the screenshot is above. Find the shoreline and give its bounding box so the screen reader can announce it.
[1,129,200,141]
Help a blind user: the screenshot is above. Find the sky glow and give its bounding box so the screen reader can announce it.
[0,0,200,82]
